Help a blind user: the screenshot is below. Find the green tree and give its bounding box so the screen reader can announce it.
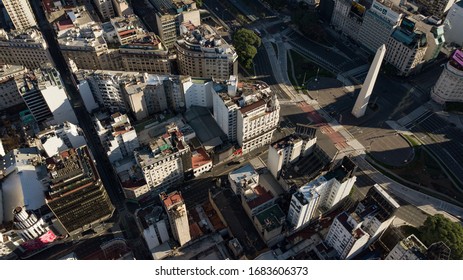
[419,214,463,259]
[194,0,203,7]
[233,28,261,69]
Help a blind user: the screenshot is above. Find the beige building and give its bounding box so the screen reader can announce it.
[112,0,133,17]
[0,28,52,70]
[0,64,28,110]
[385,18,428,76]
[93,0,116,20]
[161,191,191,246]
[3,0,37,30]
[150,0,200,48]
[176,23,238,80]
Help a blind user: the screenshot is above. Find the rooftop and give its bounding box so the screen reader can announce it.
[244,185,274,209]
[191,148,211,169]
[161,191,184,209]
[177,23,236,56]
[255,204,285,232]
[229,164,259,187]
[450,49,463,70]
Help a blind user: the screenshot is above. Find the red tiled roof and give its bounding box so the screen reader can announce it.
[246,185,273,209]
[239,99,266,114]
[162,192,183,208]
[192,148,212,168]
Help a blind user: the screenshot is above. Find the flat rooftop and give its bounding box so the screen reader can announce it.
[255,204,285,232]
[161,191,184,209]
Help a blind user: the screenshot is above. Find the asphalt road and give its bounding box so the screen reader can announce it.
[29,0,126,212]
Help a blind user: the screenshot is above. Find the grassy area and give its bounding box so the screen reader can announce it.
[403,134,421,147]
[288,50,333,87]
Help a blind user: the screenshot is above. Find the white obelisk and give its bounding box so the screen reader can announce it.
[351,44,386,118]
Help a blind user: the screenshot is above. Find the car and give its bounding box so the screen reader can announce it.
[227,161,240,166]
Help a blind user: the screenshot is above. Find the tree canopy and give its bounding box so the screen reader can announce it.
[419,214,463,259]
[233,28,261,69]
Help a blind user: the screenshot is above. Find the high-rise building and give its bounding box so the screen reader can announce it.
[175,23,238,80]
[267,125,317,179]
[135,124,191,193]
[331,0,368,42]
[287,157,357,230]
[17,66,78,125]
[182,77,213,109]
[93,112,139,163]
[444,1,463,46]
[12,207,48,242]
[358,0,402,54]
[325,211,370,259]
[93,0,116,20]
[45,146,115,234]
[385,17,428,76]
[3,0,37,30]
[112,0,133,17]
[124,74,169,121]
[0,64,28,110]
[237,92,280,154]
[352,44,386,118]
[414,0,455,18]
[150,0,200,48]
[431,49,463,104]
[161,191,191,246]
[213,77,240,142]
[0,28,52,69]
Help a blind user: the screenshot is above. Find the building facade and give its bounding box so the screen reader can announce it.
[3,0,37,30]
[444,1,463,46]
[431,49,463,104]
[0,64,28,110]
[175,23,238,80]
[93,0,116,20]
[0,28,52,70]
[161,191,191,246]
[45,146,115,234]
[385,18,428,76]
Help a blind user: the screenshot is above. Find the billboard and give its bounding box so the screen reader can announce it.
[371,1,401,24]
[350,1,366,18]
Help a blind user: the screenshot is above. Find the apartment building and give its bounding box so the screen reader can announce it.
[212,77,240,142]
[0,64,28,110]
[176,23,238,80]
[161,191,191,246]
[93,112,139,163]
[287,157,357,230]
[385,17,428,76]
[267,125,317,179]
[35,121,87,157]
[93,0,116,20]
[134,124,191,193]
[444,1,463,46]
[358,0,403,54]
[431,49,463,104]
[3,0,37,30]
[17,66,78,125]
[150,0,200,48]
[45,146,115,235]
[414,0,455,18]
[0,28,52,70]
[112,0,133,17]
[182,77,214,109]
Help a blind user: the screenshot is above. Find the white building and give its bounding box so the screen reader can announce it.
[0,148,46,222]
[94,112,139,163]
[36,122,87,157]
[3,0,37,30]
[182,77,214,109]
[0,64,28,111]
[444,1,463,46]
[331,0,366,42]
[385,18,428,76]
[385,234,428,260]
[212,77,240,142]
[134,125,190,192]
[267,126,317,179]
[161,191,191,246]
[287,157,357,230]
[228,164,259,195]
[191,148,212,177]
[325,211,370,259]
[93,0,116,20]
[358,0,402,54]
[431,49,463,104]
[12,206,48,242]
